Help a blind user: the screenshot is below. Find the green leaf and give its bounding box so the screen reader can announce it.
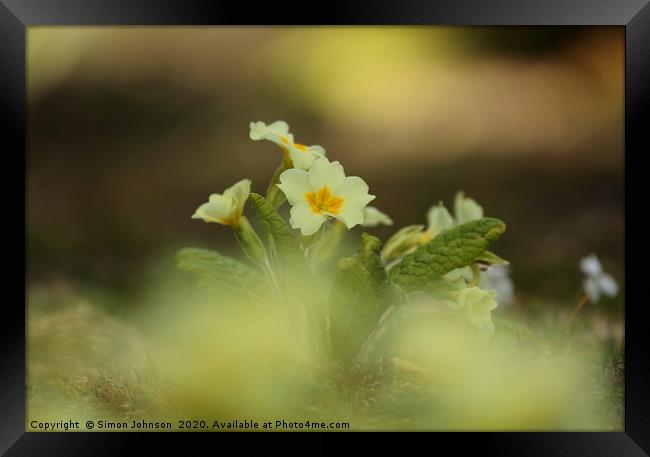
[476,250,509,266]
[389,217,506,291]
[351,232,407,305]
[248,193,304,267]
[176,247,268,299]
[329,256,383,360]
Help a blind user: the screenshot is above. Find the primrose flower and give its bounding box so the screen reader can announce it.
[428,279,498,334]
[421,202,455,242]
[362,206,393,227]
[454,191,484,225]
[249,120,293,147]
[580,254,618,303]
[428,202,454,232]
[455,286,498,334]
[277,157,375,236]
[191,179,251,227]
[249,120,325,170]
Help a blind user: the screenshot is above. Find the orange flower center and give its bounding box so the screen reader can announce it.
[305,187,344,215]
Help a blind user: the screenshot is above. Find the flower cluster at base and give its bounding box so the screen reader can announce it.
[426,278,499,334]
[187,120,508,353]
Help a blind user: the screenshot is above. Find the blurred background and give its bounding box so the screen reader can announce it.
[27,26,623,315]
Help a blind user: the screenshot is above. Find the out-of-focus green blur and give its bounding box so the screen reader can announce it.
[28,27,623,306]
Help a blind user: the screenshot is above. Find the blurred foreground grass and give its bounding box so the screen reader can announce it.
[27,261,623,431]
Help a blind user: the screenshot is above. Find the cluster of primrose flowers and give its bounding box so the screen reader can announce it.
[189,120,511,362]
[193,121,383,236]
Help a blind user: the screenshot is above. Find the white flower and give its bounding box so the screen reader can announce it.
[249,120,325,170]
[580,254,618,303]
[277,157,375,236]
[481,265,515,306]
[362,206,393,227]
[191,179,251,227]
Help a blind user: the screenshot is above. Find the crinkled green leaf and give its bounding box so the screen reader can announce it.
[176,247,268,299]
[389,217,506,291]
[249,193,305,267]
[329,256,383,361]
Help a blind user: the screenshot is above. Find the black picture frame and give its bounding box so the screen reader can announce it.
[2,0,649,454]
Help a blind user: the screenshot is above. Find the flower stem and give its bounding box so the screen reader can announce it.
[233,216,283,307]
[306,220,345,270]
[564,293,590,335]
[233,216,267,265]
[266,157,291,209]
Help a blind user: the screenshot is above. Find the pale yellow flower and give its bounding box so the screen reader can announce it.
[249,120,325,170]
[191,179,251,227]
[429,279,498,334]
[277,157,375,235]
[454,286,497,333]
[454,191,484,225]
[249,120,293,147]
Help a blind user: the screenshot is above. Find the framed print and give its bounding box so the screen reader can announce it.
[2,0,649,454]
